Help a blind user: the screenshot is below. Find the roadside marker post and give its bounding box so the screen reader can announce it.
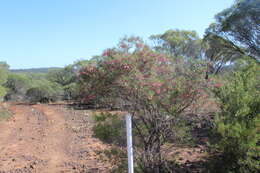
[126,114,134,173]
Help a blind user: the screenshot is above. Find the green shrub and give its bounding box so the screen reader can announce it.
[102,147,128,173]
[92,112,126,146]
[211,60,260,173]
[4,73,32,101]
[0,62,8,99]
[93,112,128,172]
[0,86,7,101]
[26,80,63,103]
[26,87,51,103]
[0,107,12,121]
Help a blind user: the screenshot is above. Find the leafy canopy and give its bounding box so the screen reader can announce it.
[206,0,260,62]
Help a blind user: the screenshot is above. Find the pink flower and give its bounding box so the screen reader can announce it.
[151,82,162,88]
[158,56,168,62]
[143,74,150,78]
[150,53,157,57]
[79,71,86,75]
[155,89,161,95]
[120,43,128,49]
[122,64,131,70]
[136,43,143,48]
[102,49,112,56]
[214,83,222,88]
[83,94,96,102]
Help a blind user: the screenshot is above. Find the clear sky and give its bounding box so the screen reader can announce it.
[0,0,234,69]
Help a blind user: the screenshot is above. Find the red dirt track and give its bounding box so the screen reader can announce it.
[0,103,111,173]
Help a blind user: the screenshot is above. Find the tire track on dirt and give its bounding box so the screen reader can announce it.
[0,103,112,173]
[0,104,48,172]
[30,104,72,173]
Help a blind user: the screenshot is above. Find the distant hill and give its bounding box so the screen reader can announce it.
[10,67,62,73]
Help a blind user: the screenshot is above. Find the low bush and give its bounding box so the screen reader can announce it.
[101,147,128,173]
[0,86,7,101]
[92,112,126,146]
[0,106,12,121]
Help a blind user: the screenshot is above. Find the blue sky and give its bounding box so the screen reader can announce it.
[0,0,234,69]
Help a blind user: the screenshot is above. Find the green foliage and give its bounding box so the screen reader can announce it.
[0,62,9,100]
[10,67,61,74]
[207,0,260,62]
[46,60,91,100]
[202,34,245,74]
[92,112,126,146]
[150,29,202,59]
[2,71,65,103]
[0,106,12,121]
[5,73,32,92]
[101,147,128,173]
[93,112,128,172]
[4,73,32,101]
[26,79,63,103]
[0,62,9,84]
[211,60,260,172]
[63,82,80,100]
[0,86,7,100]
[47,67,75,86]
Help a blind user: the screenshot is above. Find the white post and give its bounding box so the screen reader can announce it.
[126,114,134,173]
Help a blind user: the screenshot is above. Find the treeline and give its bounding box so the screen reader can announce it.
[0,0,259,172]
[10,67,61,74]
[0,60,89,103]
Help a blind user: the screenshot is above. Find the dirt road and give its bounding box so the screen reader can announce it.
[0,103,111,173]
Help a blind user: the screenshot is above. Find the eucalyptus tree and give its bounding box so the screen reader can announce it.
[206,0,260,62]
[150,29,203,59]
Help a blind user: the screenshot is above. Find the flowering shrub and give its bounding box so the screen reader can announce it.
[79,37,207,172]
